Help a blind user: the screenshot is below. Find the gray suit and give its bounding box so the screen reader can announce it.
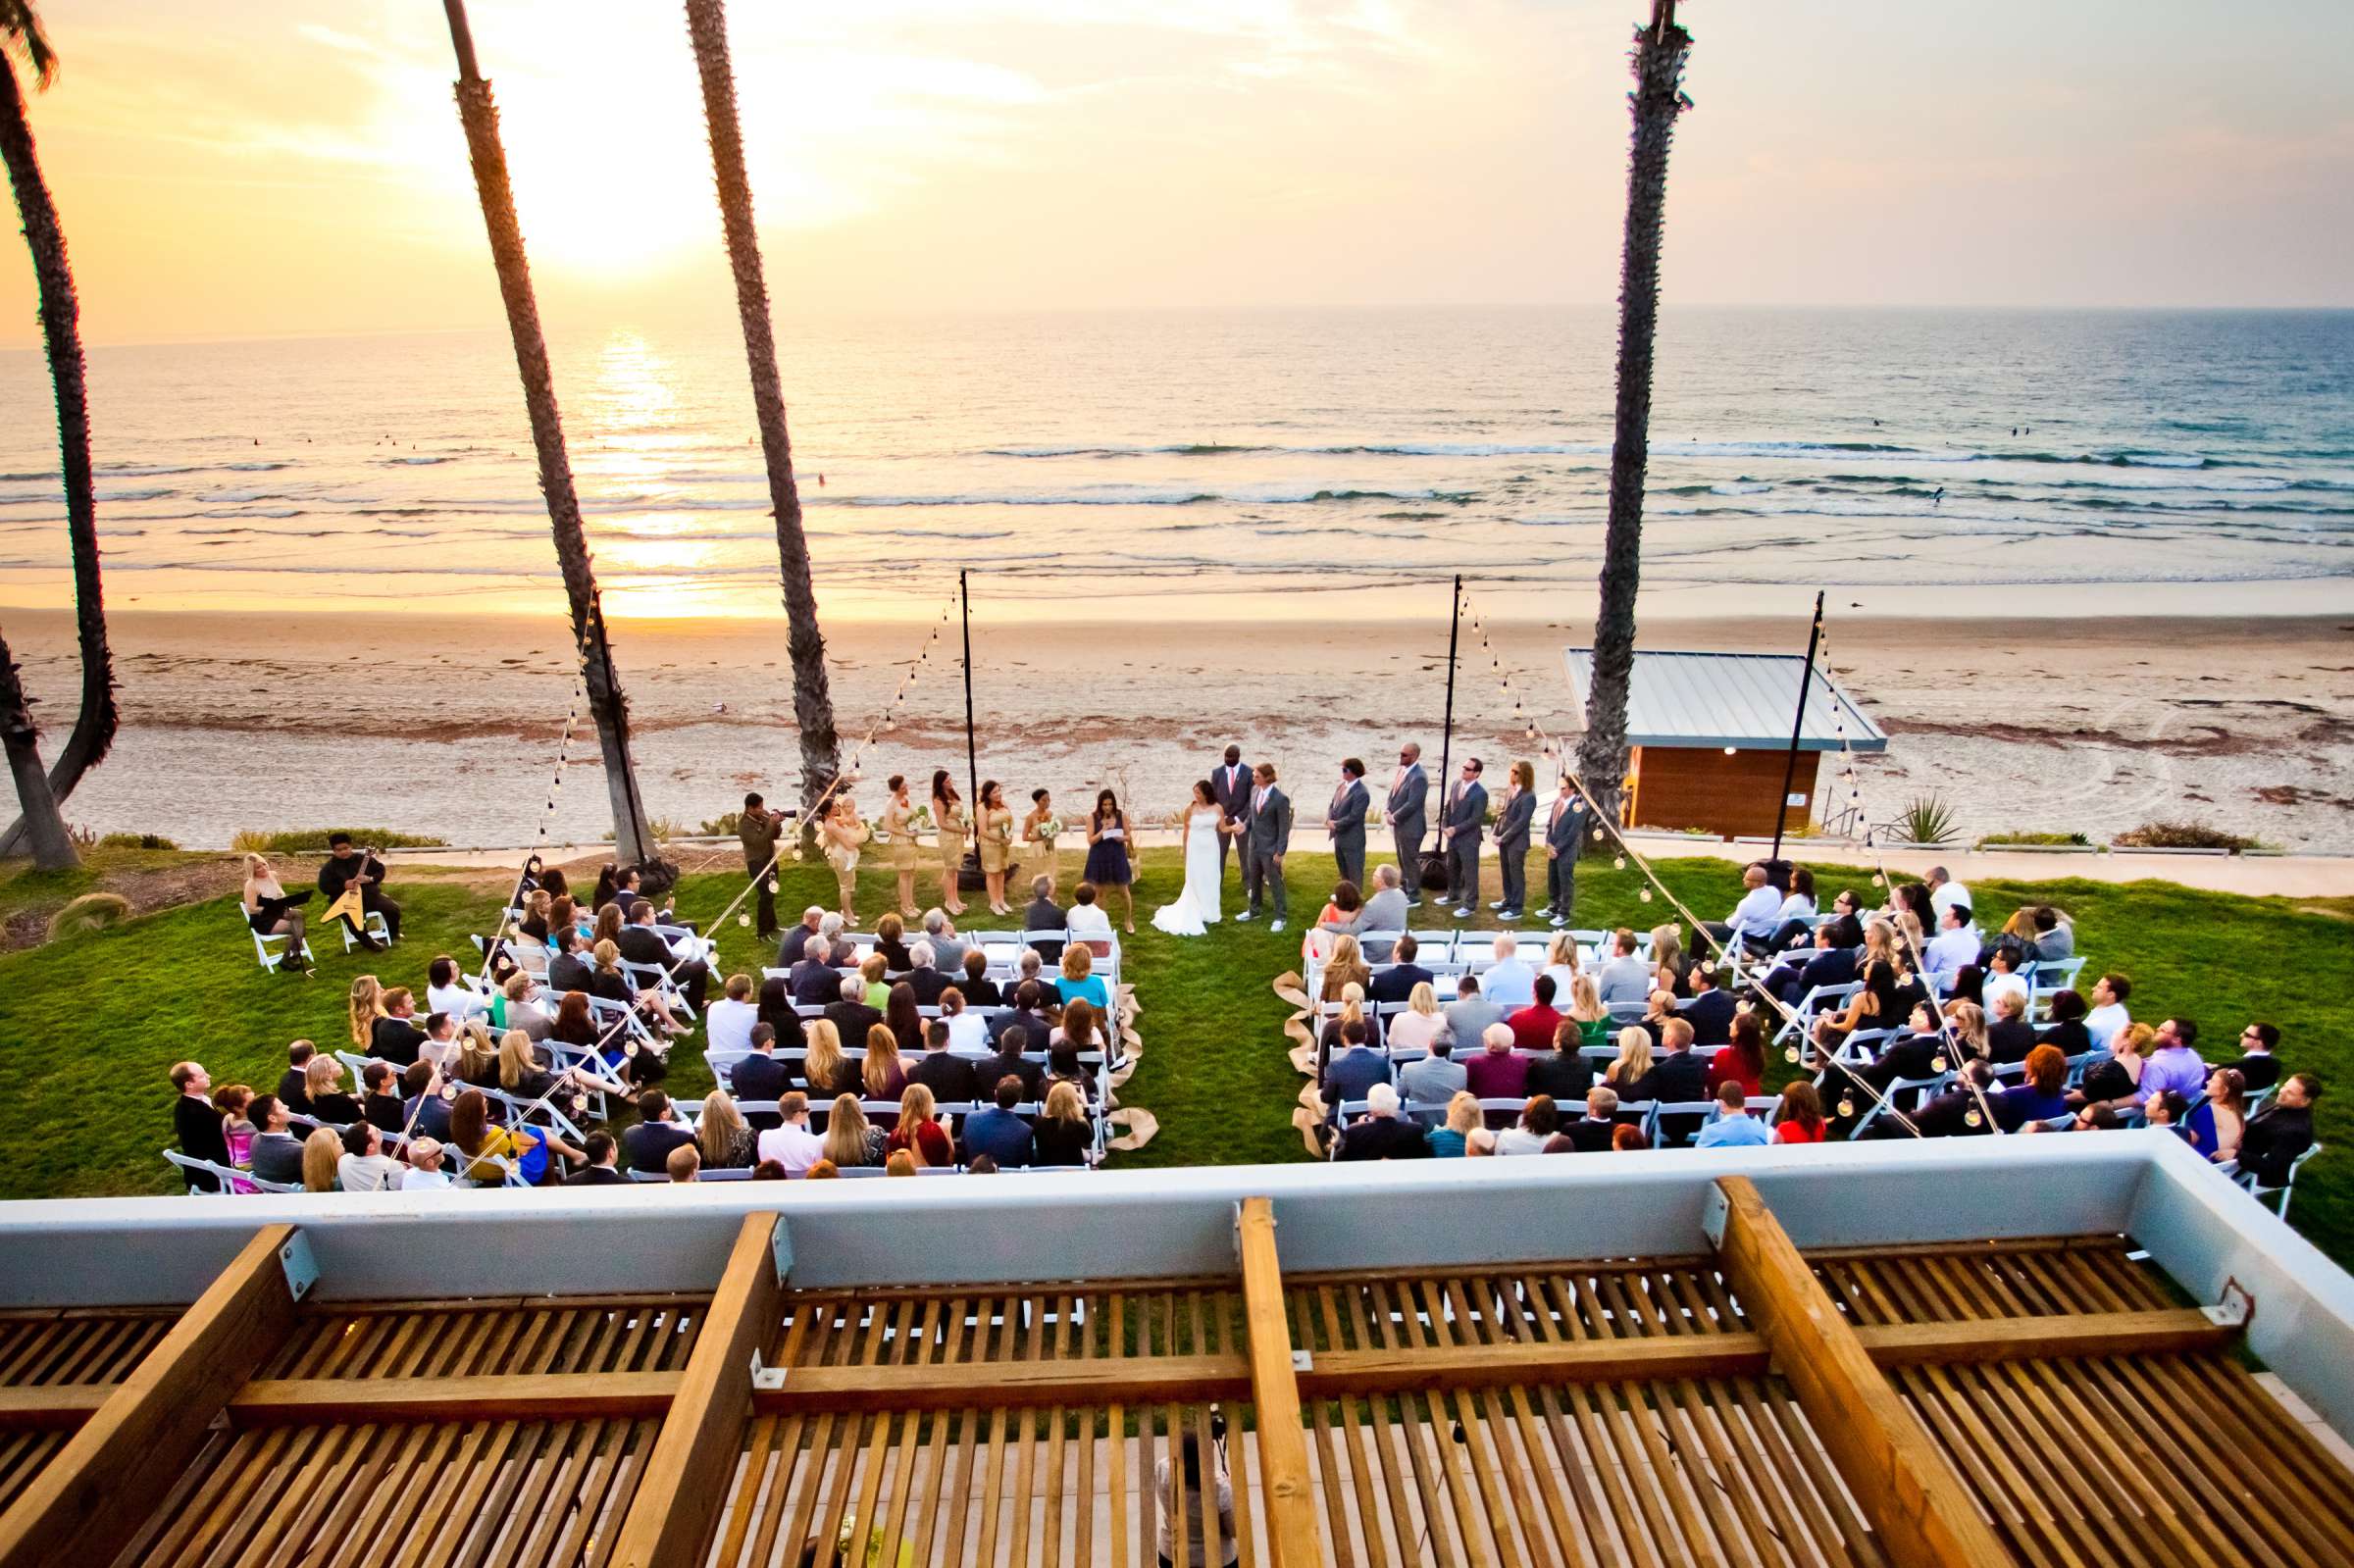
[1327,778,1369,891]
[1398,1055,1469,1125]
[1441,779,1486,907]
[1542,794,1581,919]
[1386,764,1428,887]
[1442,995,1507,1048]
[1319,885,1409,960]
[1210,760,1254,884]
[1243,784,1294,921]
[1492,787,1536,915]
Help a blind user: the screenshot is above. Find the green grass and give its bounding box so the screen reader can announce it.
[2,848,2350,1267]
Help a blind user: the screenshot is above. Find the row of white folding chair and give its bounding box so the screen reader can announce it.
[333,1050,590,1145]
[1331,1095,1661,1134]
[164,1149,300,1193]
[626,1163,1078,1183]
[706,1093,1108,1162]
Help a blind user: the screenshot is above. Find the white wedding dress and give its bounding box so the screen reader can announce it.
[1151,807,1224,936]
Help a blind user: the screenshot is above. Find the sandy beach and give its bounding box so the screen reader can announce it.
[3,607,2348,854]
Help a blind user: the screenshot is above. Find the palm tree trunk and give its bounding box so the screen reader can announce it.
[439,0,664,877]
[684,0,841,816]
[0,621,78,869]
[0,50,115,859]
[1574,0,1692,838]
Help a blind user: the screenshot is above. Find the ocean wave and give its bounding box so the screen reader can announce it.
[225,461,292,472]
[823,484,1475,508]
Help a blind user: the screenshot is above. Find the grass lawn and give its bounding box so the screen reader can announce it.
[3,845,2349,1264]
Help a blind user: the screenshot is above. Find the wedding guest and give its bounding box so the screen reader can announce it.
[240,853,312,974]
[963,1077,1037,1168]
[910,1018,982,1103]
[1527,1020,1594,1104]
[862,1023,910,1110]
[1707,1013,1767,1098]
[216,1084,256,1170]
[1705,864,1781,958]
[1490,760,1536,922]
[1083,792,1136,934]
[1509,974,1564,1052]
[822,1094,887,1169]
[1442,974,1506,1050]
[2237,1074,2320,1189]
[402,1138,456,1190]
[1325,758,1370,891]
[305,1055,362,1126]
[246,1094,305,1185]
[2084,974,2132,1050]
[171,1062,231,1189]
[337,1122,406,1191]
[706,973,760,1063]
[755,1092,825,1174]
[1321,1020,1393,1107]
[1033,1082,1095,1167]
[886,982,926,1057]
[1398,1030,1466,1120]
[621,1091,695,1174]
[1463,1023,1529,1110]
[300,1129,343,1192]
[2139,1017,2209,1106]
[1439,757,1486,917]
[823,976,883,1057]
[957,951,1002,1008]
[1429,1091,1480,1156]
[1561,1087,1620,1152]
[318,833,399,949]
[1985,987,2038,1063]
[878,776,922,919]
[1478,934,1536,1007]
[887,1083,956,1168]
[2037,987,2093,1059]
[1682,964,1735,1046]
[1386,741,1429,903]
[1596,929,1652,1006]
[921,907,974,974]
[1994,1044,2072,1133]
[1604,1031,1656,1103]
[359,1059,405,1134]
[1773,1082,1829,1144]
[694,1091,757,1169]
[1923,902,1980,983]
[857,952,891,1009]
[1389,983,1447,1054]
[2185,1067,2248,1164]
[872,912,914,974]
[425,954,486,1021]
[1339,1083,1431,1160]
[2232,1023,2282,1093]
[2030,904,2074,967]
[547,929,594,995]
[777,905,827,969]
[1565,974,1613,1049]
[1696,1082,1771,1147]
[1058,945,1111,1012]
[1022,876,1066,966]
[1541,770,1581,927]
[1369,932,1432,1004]
[1766,867,1818,950]
[1649,924,1694,997]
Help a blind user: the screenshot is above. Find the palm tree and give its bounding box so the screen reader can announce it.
[0,2,116,859]
[1574,0,1692,836]
[438,0,667,880]
[684,0,841,816]
[0,621,76,868]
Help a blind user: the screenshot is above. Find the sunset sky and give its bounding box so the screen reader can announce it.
[3,0,2351,347]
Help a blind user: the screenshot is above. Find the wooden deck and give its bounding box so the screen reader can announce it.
[0,1183,2347,1568]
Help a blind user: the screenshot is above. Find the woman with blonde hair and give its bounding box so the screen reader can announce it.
[1321,935,1370,1002]
[858,951,892,1009]
[1541,933,1581,994]
[1566,973,1612,1049]
[454,1019,502,1087]
[1649,925,1691,996]
[1388,982,1445,1052]
[879,774,922,919]
[930,769,969,917]
[1318,985,1367,1053]
[1058,943,1111,1011]
[1603,1027,1654,1099]
[887,1083,955,1168]
[697,1091,757,1169]
[1430,1090,1482,1157]
[347,975,385,1050]
[240,853,312,975]
[862,1024,909,1112]
[304,1055,361,1125]
[822,795,870,925]
[820,1093,884,1168]
[801,1019,852,1097]
[1033,1080,1094,1166]
[591,901,625,950]
[1943,1000,1990,1063]
[977,779,1017,916]
[300,1128,343,1192]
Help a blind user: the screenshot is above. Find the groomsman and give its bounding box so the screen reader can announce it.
[1542,769,1582,927]
[1211,744,1253,886]
[1235,762,1294,932]
[1386,742,1429,904]
[1491,761,1536,921]
[1439,757,1487,919]
[1326,759,1369,891]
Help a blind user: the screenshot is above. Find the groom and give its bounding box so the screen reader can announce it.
[1233,761,1293,932]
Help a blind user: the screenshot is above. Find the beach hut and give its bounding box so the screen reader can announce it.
[1562,647,1887,838]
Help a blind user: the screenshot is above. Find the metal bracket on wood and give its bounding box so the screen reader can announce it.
[277,1231,319,1303]
[2206,1277,2254,1330]
[771,1218,793,1286]
[750,1351,786,1392]
[1700,1186,1729,1249]
[1292,1349,1314,1374]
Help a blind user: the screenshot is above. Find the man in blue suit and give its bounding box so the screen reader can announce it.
[1440,757,1487,919]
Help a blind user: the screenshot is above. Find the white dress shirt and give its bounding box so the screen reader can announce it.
[1728,885,1783,941]
[1924,926,1981,980]
[704,998,759,1062]
[1479,959,1536,1008]
[1931,881,1973,920]
[756,1122,826,1175]
[2085,1001,2130,1051]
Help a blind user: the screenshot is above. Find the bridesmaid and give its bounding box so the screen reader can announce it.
[929,769,969,917]
[1021,788,1059,887]
[820,795,869,925]
[977,780,1016,915]
[880,775,921,918]
[1083,787,1136,935]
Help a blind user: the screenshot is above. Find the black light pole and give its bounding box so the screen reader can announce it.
[1431,575,1461,889]
[1769,589,1826,868]
[960,570,980,877]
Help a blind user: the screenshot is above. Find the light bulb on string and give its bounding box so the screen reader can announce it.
[1784,1044,1802,1064]
[1837,1096,1856,1119]
[738,913,751,928]
[1964,1109,1983,1129]
[1638,887,1653,902]
[1613,855,1627,871]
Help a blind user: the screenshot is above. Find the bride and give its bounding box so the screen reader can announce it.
[1151,782,1225,936]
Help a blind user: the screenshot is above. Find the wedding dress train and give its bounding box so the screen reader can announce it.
[1151,808,1224,936]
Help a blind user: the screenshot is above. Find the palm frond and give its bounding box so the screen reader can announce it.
[0,1,58,89]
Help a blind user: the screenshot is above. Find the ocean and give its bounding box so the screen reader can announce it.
[2,307,2350,622]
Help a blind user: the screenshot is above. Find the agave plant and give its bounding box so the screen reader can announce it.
[1894,793,1959,848]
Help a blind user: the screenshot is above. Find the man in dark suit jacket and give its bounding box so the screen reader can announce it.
[1490,772,1536,920]
[372,1008,432,1070]
[566,1131,629,1185]
[1236,761,1294,930]
[1022,878,1066,966]
[1542,775,1581,927]
[1439,758,1487,915]
[2232,1024,2282,1092]
[1681,969,1736,1048]
[1562,1087,1621,1151]
[1210,745,1253,886]
[729,1026,790,1130]
[976,1023,1046,1100]
[775,906,826,969]
[908,1022,981,1105]
[823,977,884,1053]
[1368,934,1434,1004]
[1768,928,1858,1008]
[904,946,953,1006]
[988,983,1056,1051]
[1325,759,1370,892]
[2237,1075,2318,1187]
[619,903,708,1011]
[1386,743,1429,903]
[621,1094,697,1174]
[792,950,844,1006]
[546,932,594,996]
[1336,1087,1430,1160]
[1647,1023,1712,1142]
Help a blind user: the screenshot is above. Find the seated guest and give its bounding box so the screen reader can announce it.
[922,908,976,974]
[667,1144,701,1183]
[855,952,891,1009]
[2140,1017,2209,1107]
[1994,1044,2073,1133]
[447,1088,537,1185]
[980,1023,1047,1099]
[697,1091,758,1169]
[1429,1091,1481,1157]
[776,905,827,969]
[1339,1083,1432,1160]
[1766,866,1818,950]
[1398,1033,1467,1124]
[901,942,952,1005]
[1922,902,1980,983]
[1033,1081,1097,1167]
[824,975,884,1052]
[246,1094,304,1185]
[1022,876,1066,966]
[1612,1124,1652,1152]
[490,972,550,1040]
[1043,1042,1096,1099]
[1319,934,1370,1000]
[1985,988,2039,1064]
[2184,1068,2248,1165]
[964,1077,1038,1168]
[2030,904,2074,967]
[1057,944,1111,1012]
[1767,923,1857,1009]
[1538,933,1581,997]
[1979,945,2029,1017]
[1442,975,1506,1051]
[1477,934,1536,1007]
[887,1083,956,1168]
[2083,973,2132,1051]
[1508,974,1565,1053]
[1053,996,1108,1059]
[402,1138,456,1190]
[1645,1018,1711,1141]
[1318,986,1370,1054]
[954,949,1002,1008]
[872,912,914,974]
[1462,1023,1530,1110]
[1773,1082,1829,1144]
[564,1131,626,1187]
[1595,928,1652,1007]
[862,1024,911,1111]
[1062,884,1113,945]
[337,1122,406,1191]
[621,1091,697,1174]
[415,1012,462,1071]
[1388,982,1446,1053]
[2237,1074,2320,1189]
[755,1092,826,1175]
[1321,1019,1393,1107]
[171,1062,231,1189]
[790,932,846,1006]
[279,1038,318,1114]
[1305,883,1361,964]
[1696,1082,1770,1147]
[1601,1028,1654,1102]
[1910,1061,1998,1138]
[305,1055,363,1126]
[1707,1013,1767,1099]
[1370,934,1433,1004]
[910,1019,981,1104]
[1527,1020,1594,1104]
[730,1025,791,1128]
[401,1062,452,1141]
[821,1093,886,1169]
[302,1129,343,1192]
[619,901,708,1012]
[887,982,926,1058]
[2140,1089,2189,1139]
[372,989,428,1067]
[1635,988,1679,1052]
[426,955,488,1021]
[2232,1023,2282,1093]
[1682,965,1735,1047]
[2069,1022,2153,1120]
[1561,1087,1621,1152]
[1496,1095,1561,1156]
[317,832,400,948]
[706,973,760,1062]
[2037,987,2093,1060]
[1707,863,1782,956]
[939,988,989,1052]
[798,1019,857,1099]
[546,929,594,995]
[1565,974,1613,1050]
[1351,863,1413,952]
[755,975,804,1050]
[359,1059,405,1134]
[215,1084,256,1169]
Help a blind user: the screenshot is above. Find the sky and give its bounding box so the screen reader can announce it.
[2,0,2351,347]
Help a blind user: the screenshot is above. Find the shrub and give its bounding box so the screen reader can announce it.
[698,812,742,837]
[2113,821,2261,852]
[230,828,445,855]
[1976,831,2090,848]
[1893,794,1960,847]
[46,892,131,940]
[96,833,179,850]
